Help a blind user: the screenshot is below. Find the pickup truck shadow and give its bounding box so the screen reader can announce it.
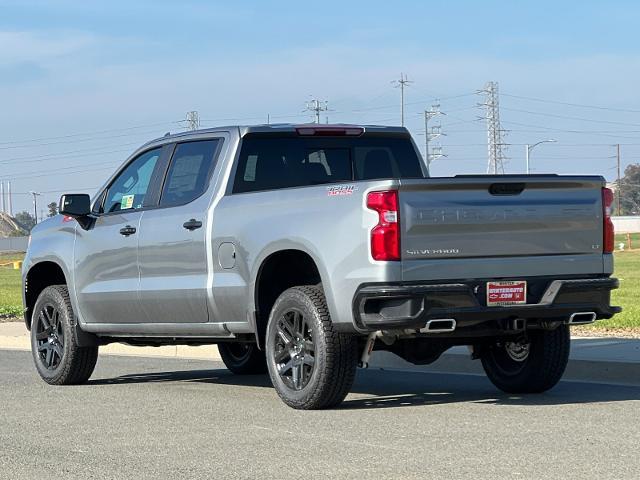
[88,367,640,410]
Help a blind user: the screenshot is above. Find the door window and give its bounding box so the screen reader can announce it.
[160,140,221,207]
[103,148,162,213]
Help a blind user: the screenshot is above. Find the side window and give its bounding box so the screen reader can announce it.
[160,139,220,207]
[103,148,162,213]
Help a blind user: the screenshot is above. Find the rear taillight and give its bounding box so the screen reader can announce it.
[367,190,400,261]
[602,187,615,253]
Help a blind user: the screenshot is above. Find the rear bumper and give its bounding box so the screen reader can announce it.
[353,277,621,333]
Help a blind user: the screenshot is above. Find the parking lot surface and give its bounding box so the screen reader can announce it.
[1,349,639,479]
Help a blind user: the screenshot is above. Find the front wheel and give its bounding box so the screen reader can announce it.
[31,285,99,385]
[265,285,358,410]
[480,325,570,393]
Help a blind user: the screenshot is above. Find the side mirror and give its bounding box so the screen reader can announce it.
[59,194,93,229]
[59,194,91,217]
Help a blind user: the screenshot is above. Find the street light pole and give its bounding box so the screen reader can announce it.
[525,139,557,174]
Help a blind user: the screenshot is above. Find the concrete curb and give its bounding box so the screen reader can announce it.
[369,351,640,386]
[0,328,221,361]
[1,322,639,385]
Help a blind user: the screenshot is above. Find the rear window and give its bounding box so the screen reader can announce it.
[233,134,424,193]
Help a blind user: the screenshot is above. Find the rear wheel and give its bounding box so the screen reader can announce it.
[480,325,570,393]
[31,285,99,385]
[265,285,358,410]
[218,342,267,374]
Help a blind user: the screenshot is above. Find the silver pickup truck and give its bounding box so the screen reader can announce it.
[23,124,620,409]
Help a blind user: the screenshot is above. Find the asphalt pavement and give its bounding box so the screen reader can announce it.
[1,349,639,479]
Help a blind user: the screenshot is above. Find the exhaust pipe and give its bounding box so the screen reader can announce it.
[420,319,457,334]
[567,312,597,325]
[509,318,526,331]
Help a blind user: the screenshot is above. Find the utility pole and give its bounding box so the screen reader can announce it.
[617,143,622,215]
[185,111,200,131]
[0,181,4,214]
[29,191,41,224]
[305,99,329,124]
[423,101,446,174]
[7,181,12,216]
[479,81,508,174]
[393,73,413,127]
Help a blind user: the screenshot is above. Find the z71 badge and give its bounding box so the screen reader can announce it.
[327,185,357,196]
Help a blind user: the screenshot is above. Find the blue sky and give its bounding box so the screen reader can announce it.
[1,0,640,214]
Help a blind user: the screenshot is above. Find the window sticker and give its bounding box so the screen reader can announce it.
[121,194,135,209]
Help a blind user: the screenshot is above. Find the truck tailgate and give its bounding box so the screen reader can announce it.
[398,176,606,280]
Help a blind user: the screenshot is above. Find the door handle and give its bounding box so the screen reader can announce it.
[119,225,137,236]
[183,219,203,231]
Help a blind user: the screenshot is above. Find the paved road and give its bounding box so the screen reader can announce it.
[1,350,639,479]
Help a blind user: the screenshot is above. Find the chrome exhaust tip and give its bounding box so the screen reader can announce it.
[420,319,457,333]
[567,312,597,325]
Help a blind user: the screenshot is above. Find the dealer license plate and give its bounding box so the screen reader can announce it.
[486,281,527,306]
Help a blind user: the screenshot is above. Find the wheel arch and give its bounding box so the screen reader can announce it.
[253,248,326,349]
[24,260,68,330]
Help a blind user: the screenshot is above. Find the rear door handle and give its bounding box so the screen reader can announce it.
[119,225,137,236]
[183,219,202,231]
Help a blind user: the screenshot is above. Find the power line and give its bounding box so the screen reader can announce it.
[501,120,640,140]
[0,142,142,166]
[8,160,121,180]
[501,106,640,128]
[0,120,182,146]
[0,128,172,151]
[11,187,100,196]
[501,92,640,114]
[8,164,118,181]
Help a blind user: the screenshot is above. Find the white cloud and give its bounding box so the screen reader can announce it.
[0,30,97,65]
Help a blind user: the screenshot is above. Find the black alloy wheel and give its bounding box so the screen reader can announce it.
[272,308,316,391]
[34,302,65,370]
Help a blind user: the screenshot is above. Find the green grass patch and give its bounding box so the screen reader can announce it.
[588,249,640,330]
[0,256,23,318]
[615,232,640,250]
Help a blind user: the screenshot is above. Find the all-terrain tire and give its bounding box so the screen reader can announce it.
[265,285,358,410]
[30,285,99,385]
[480,325,570,393]
[218,342,267,374]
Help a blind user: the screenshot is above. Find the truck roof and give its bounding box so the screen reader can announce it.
[140,123,410,149]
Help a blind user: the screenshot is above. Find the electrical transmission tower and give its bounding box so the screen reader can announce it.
[479,82,508,174]
[185,111,200,131]
[423,101,446,174]
[305,99,329,124]
[392,73,413,126]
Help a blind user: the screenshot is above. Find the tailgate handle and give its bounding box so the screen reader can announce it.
[489,183,525,195]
